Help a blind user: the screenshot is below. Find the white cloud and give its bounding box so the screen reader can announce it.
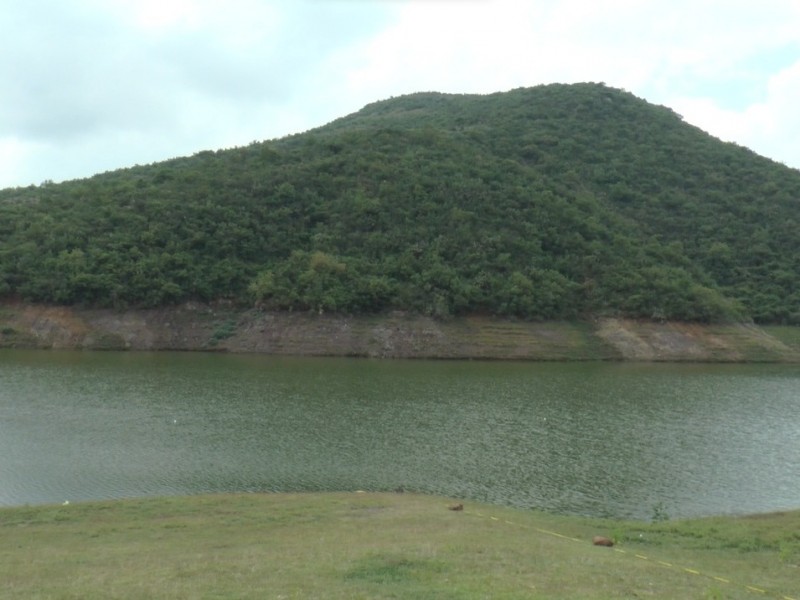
[345,1,799,101]
[0,0,392,186]
[669,58,800,167]
[108,0,211,31]
[1,0,799,188]
[0,138,37,187]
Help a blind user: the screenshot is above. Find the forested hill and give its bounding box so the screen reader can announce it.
[1,83,799,324]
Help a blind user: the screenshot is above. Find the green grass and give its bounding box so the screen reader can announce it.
[209,318,238,346]
[1,493,798,599]
[762,325,800,354]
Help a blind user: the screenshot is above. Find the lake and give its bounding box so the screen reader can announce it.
[1,349,798,519]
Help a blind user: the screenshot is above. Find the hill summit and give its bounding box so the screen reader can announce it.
[1,83,799,323]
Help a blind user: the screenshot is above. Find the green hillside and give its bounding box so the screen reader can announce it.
[1,83,799,323]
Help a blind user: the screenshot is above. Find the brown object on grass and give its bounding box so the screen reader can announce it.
[448,503,464,511]
[592,536,614,547]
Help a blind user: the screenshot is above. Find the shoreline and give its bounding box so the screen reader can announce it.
[2,302,800,362]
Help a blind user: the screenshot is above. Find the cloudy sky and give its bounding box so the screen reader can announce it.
[2,0,799,189]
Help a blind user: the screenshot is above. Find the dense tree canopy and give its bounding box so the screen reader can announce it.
[1,83,799,323]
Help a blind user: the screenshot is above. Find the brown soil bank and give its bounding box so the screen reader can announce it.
[1,302,799,362]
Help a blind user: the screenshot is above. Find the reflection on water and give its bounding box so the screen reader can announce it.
[0,350,798,519]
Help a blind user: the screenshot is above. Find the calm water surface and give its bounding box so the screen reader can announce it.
[1,349,798,519]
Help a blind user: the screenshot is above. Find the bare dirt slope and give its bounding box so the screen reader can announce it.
[1,302,798,362]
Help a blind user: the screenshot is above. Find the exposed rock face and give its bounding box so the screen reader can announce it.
[1,302,798,362]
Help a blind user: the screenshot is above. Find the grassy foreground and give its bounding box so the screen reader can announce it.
[1,493,798,599]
